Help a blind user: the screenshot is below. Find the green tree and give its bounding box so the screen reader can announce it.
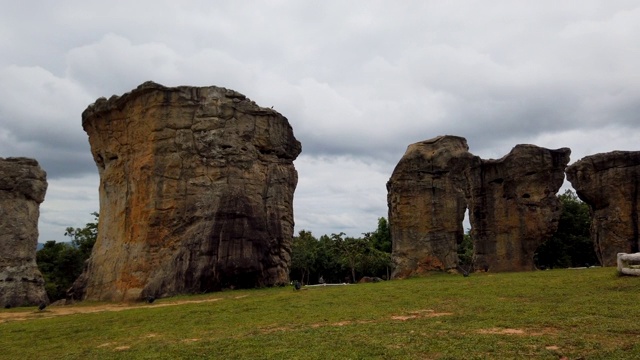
[331,233,368,283]
[367,217,392,253]
[37,213,99,301]
[535,190,595,268]
[457,229,474,272]
[37,241,84,301]
[314,234,344,283]
[64,212,99,259]
[290,230,318,285]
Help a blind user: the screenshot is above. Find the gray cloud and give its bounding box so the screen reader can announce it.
[1,1,638,240]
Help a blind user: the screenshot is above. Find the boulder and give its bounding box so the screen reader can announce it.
[69,82,301,301]
[468,145,570,272]
[388,136,569,276]
[387,136,476,275]
[566,151,640,266]
[0,157,48,307]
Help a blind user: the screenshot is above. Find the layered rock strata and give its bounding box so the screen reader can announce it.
[388,136,569,276]
[387,136,476,276]
[0,157,48,307]
[468,145,570,272]
[70,81,301,301]
[566,151,640,266]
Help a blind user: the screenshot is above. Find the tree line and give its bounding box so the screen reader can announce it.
[289,217,392,285]
[36,190,595,301]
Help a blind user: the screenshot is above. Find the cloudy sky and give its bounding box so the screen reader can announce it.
[1,1,638,242]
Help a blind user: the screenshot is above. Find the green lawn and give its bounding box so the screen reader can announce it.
[1,267,639,359]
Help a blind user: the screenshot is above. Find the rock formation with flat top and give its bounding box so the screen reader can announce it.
[388,135,570,276]
[566,151,640,266]
[70,81,301,301]
[387,136,477,276]
[468,145,570,272]
[0,157,48,307]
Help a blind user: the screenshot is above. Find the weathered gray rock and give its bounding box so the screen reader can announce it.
[0,157,48,307]
[566,151,640,266]
[70,82,301,301]
[468,145,570,272]
[388,136,570,276]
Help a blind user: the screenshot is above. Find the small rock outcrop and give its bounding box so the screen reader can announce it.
[566,151,640,266]
[0,157,48,307]
[70,82,301,302]
[388,136,570,276]
[387,136,476,276]
[468,145,570,272]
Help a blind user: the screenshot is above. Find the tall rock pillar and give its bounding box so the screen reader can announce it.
[387,136,476,276]
[566,151,640,266]
[71,82,301,301]
[467,145,570,272]
[0,157,48,307]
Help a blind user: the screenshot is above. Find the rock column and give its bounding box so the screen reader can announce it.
[387,136,477,275]
[70,82,301,301]
[388,136,569,276]
[566,151,640,266]
[0,157,48,307]
[467,145,570,272]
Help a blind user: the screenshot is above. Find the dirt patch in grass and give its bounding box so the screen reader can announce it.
[391,309,453,320]
[262,309,453,334]
[477,327,557,336]
[0,297,222,323]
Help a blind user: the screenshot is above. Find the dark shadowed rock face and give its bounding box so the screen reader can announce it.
[468,145,570,272]
[387,136,477,276]
[388,136,570,277]
[0,157,48,307]
[70,82,301,302]
[566,151,640,266]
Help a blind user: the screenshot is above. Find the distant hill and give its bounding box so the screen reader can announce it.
[37,243,45,251]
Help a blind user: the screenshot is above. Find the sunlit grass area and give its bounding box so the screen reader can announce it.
[1,267,639,359]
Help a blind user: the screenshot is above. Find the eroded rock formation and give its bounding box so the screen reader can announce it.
[388,136,569,276]
[0,157,48,307]
[70,81,301,302]
[387,136,476,276]
[468,145,570,272]
[566,151,640,266]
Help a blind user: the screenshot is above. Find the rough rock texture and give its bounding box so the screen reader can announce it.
[0,157,48,307]
[566,151,640,266]
[468,145,570,272]
[70,81,301,302]
[388,136,570,277]
[387,136,476,276]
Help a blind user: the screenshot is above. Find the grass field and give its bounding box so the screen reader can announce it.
[1,267,639,359]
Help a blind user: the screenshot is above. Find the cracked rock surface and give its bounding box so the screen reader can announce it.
[0,157,48,307]
[70,82,301,301]
[388,136,569,276]
[566,151,640,266]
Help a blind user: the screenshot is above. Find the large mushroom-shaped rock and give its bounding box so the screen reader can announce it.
[467,145,570,272]
[0,157,48,307]
[387,136,477,276]
[69,82,301,302]
[566,151,640,266]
